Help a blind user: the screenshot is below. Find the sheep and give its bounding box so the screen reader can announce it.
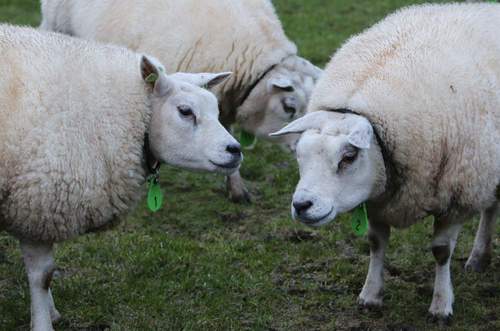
[271,3,500,322]
[39,0,323,203]
[0,24,241,331]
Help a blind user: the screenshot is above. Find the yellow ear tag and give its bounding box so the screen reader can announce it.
[147,176,164,212]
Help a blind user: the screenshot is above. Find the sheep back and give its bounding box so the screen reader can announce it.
[41,0,297,114]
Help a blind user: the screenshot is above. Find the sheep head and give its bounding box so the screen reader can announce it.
[271,110,386,227]
[141,56,242,175]
[236,56,322,151]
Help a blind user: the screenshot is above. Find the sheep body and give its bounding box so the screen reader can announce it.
[40,0,298,119]
[0,24,151,243]
[0,24,242,331]
[291,3,500,319]
[309,3,500,227]
[41,0,322,203]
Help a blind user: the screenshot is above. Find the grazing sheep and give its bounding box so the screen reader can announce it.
[272,3,500,321]
[0,24,240,331]
[40,0,322,203]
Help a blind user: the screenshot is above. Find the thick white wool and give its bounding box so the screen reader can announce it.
[309,3,500,227]
[0,24,151,242]
[40,0,298,112]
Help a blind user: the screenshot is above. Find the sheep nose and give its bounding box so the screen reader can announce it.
[226,143,242,155]
[293,200,313,215]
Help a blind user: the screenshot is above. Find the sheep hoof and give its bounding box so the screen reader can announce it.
[51,310,62,324]
[230,192,251,204]
[427,312,453,326]
[228,188,252,204]
[357,297,383,311]
[464,253,491,273]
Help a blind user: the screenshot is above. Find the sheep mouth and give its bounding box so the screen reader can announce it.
[210,159,241,170]
[298,208,334,226]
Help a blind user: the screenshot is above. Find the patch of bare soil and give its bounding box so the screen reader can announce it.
[282,229,322,243]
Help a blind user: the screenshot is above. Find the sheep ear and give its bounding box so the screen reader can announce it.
[347,117,373,149]
[305,61,323,80]
[141,55,171,96]
[311,64,323,81]
[269,111,332,137]
[169,72,232,89]
[268,76,294,92]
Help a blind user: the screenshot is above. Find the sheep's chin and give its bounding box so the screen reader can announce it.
[209,161,241,175]
[292,208,337,228]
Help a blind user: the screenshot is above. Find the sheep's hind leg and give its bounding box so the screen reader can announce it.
[465,203,498,272]
[226,171,251,203]
[47,288,61,323]
[428,218,462,325]
[21,241,59,331]
[358,221,390,308]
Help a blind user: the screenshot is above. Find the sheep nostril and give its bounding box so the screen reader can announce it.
[226,143,241,155]
[293,200,313,215]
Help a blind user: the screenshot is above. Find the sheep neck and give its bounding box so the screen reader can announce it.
[237,63,277,108]
[143,132,160,176]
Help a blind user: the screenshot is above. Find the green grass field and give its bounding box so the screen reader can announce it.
[1,0,499,330]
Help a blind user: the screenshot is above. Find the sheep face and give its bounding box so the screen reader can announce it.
[237,58,322,151]
[271,111,385,227]
[141,56,242,175]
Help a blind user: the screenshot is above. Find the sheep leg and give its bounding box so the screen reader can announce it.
[226,171,251,203]
[465,203,498,272]
[21,241,58,331]
[358,221,390,308]
[47,288,61,323]
[428,219,462,323]
[219,117,251,204]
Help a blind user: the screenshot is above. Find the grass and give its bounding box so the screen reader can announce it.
[1,0,499,330]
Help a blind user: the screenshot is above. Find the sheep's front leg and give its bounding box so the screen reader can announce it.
[226,168,251,204]
[465,203,498,272]
[220,117,251,204]
[21,241,59,331]
[358,221,390,308]
[428,219,462,323]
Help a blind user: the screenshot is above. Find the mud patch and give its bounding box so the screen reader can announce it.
[59,322,111,331]
[284,229,322,243]
[217,211,247,223]
[399,269,432,284]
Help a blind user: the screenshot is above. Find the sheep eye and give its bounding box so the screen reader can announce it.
[282,100,296,116]
[338,148,359,171]
[178,105,194,117]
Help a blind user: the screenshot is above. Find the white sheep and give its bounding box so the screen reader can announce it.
[272,3,500,322]
[0,24,240,331]
[40,0,322,203]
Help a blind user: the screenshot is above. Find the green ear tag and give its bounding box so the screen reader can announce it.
[145,73,159,84]
[351,203,369,236]
[240,131,257,149]
[147,177,164,212]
